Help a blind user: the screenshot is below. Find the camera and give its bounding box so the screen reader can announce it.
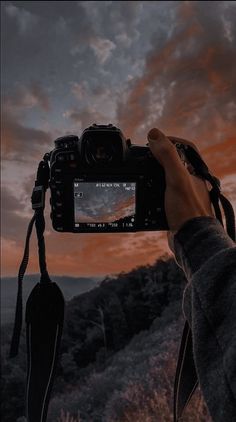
[49,123,186,233]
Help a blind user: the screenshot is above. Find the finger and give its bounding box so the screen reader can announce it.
[147,128,190,186]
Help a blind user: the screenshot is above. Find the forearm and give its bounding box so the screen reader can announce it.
[173,217,236,420]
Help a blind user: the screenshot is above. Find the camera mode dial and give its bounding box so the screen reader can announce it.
[54,135,79,149]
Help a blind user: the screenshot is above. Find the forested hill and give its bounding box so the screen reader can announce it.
[1,256,211,422]
[1,274,101,325]
[61,256,186,366]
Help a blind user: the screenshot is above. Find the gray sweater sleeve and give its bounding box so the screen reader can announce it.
[173,217,236,422]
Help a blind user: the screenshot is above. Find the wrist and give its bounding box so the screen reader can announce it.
[172,217,234,278]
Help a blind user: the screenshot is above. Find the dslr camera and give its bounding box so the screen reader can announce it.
[49,123,188,233]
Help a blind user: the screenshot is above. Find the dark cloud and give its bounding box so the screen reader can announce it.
[5,1,38,34]
[2,0,156,110]
[2,111,51,158]
[2,1,96,89]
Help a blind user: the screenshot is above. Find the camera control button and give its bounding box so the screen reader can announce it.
[58,154,65,161]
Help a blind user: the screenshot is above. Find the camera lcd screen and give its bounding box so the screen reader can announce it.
[74,181,136,230]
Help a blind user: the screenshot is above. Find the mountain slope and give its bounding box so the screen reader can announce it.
[1,274,101,325]
[1,257,211,421]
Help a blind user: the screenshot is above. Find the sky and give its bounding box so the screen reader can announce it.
[1,0,236,277]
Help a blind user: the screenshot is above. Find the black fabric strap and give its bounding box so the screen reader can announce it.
[9,157,51,359]
[9,155,65,422]
[9,213,37,358]
[35,209,51,282]
[209,188,223,225]
[25,281,64,422]
[174,321,198,421]
[219,193,236,241]
[25,208,65,422]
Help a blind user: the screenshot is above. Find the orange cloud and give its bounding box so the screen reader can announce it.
[1,231,169,277]
[202,137,236,178]
[117,1,236,158]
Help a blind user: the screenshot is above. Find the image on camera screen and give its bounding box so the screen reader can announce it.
[74,181,136,228]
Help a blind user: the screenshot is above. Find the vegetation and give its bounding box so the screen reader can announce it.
[1,256,211,421]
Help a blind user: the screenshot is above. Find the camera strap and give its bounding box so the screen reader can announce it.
[173,149,235,422]
[9,154,65,422]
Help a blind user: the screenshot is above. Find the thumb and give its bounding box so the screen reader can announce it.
[147,127,189,187]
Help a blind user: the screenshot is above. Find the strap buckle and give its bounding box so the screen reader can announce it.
[31,186,45,210]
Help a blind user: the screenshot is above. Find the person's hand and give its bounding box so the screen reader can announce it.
[147,128,214,249]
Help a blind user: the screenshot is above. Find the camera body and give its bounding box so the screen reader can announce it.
[49,124,173,233]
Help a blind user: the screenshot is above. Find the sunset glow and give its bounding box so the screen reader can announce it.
[2,1,236,277]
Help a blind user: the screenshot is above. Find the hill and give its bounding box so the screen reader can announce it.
[1,257,211,422]
[1,274,101,325]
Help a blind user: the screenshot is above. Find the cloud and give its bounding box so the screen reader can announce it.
[2,82,51,159]
[4,82,50,113]
[1,238,38,276]
[1,186,31,243]
[5,2,38,34]
[43,230,168,277]
[2,1,236,278]
[2,213,169,278]
[89,37,116,64]
[2,111,51,158]
[66,82,118,128]
[64,109,106,131]
[116,0,236,152]
[71,82,89,100]
[202,137,236,178]
[115,32,133,48]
